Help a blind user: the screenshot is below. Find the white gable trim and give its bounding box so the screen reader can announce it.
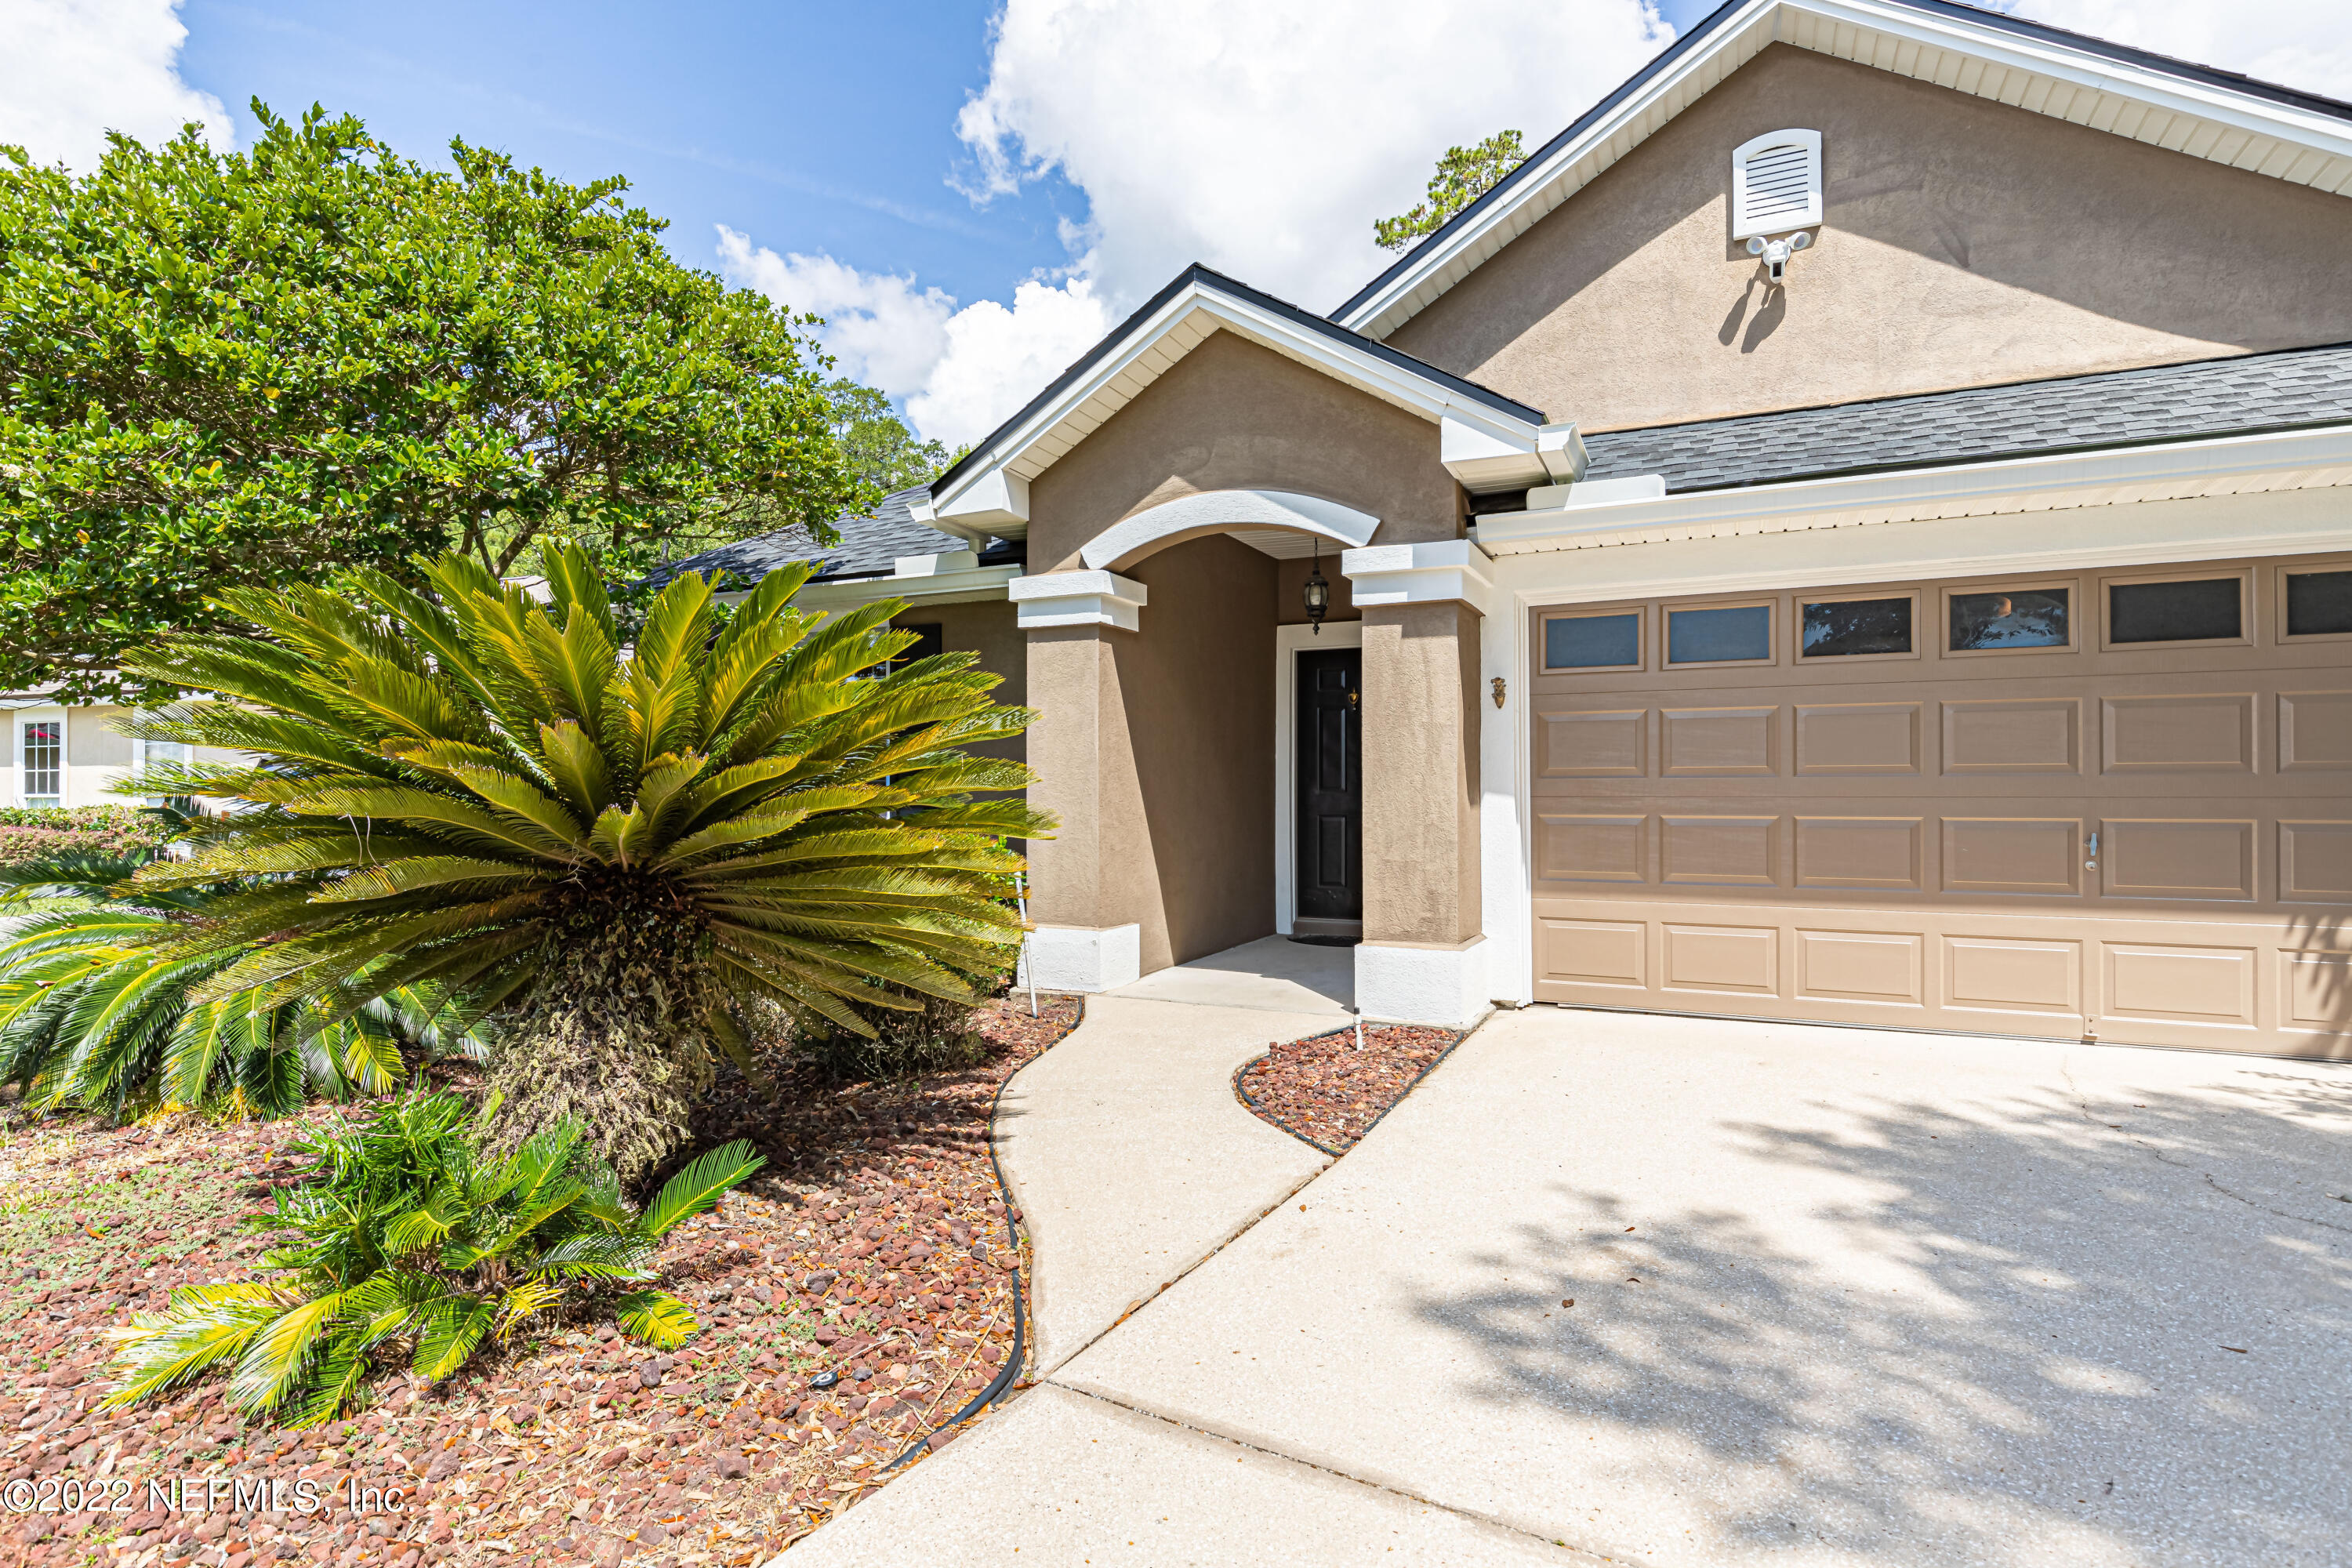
[1078,489,1379,572]
[931,278,1563,536]
[1337,0,2352,342]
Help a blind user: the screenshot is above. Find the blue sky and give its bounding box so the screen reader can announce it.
[10,0,2342,445]
[173,1,1722,314]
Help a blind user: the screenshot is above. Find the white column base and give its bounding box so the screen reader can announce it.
[1354,937,1491,1029]
[1026,924,1143,993]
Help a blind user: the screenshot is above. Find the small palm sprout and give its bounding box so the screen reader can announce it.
[116,542,1047,1179]
[103,1087,764,1427]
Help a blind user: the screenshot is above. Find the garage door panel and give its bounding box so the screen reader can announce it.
[1660,815,1779,887]
[1795,816,1923,890]
[2100,818,2256,902]
[1662,923,1779,996]
[1942,698,2082,775]
[1795,702,1922,775]
[1940,817,2085,896]
[2278,691,2352,772]
[1661,706,1779,775]
[1536,812,1649,884]
[1528,556,2351,1058]
[1539,708,1647,779]
[1943,935,2082,1016]
[2280,822,2352,902]
[2101,693,2253,774]
[2103,942,2258,1029]
[1795,928,1925,1006]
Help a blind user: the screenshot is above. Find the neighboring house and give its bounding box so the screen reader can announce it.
[673,0,2352,1055]
[0,692,197,810]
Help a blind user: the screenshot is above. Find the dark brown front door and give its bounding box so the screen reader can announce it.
[1295,648,1363,925]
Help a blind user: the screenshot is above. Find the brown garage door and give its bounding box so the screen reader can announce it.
[1529,552,2352,1057]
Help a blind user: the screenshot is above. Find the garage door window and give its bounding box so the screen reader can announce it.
[1542,610,1642,671]
[1949,586,2070,652]
[2282,568,2352,639]
[2107,575,2245,646]
[1666,603,1773,666]
[1800,595,1913,659]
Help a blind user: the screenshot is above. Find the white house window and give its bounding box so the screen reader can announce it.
[1731,129,1823,239]
[22,721,61,808]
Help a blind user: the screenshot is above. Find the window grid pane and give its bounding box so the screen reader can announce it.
[22,722,60,802]
[1668,604,1772,664]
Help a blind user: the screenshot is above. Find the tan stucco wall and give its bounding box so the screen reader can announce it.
[1360,602,1481,946]
[1025,330,1463,574]
[1388,45,2352,432]
[1025,534,1279,971]
[892,598,1025,764]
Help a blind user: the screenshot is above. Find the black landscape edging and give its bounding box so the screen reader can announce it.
[881,993,1083,1471]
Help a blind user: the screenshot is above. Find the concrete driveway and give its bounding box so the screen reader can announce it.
[789,1007,2352,1566]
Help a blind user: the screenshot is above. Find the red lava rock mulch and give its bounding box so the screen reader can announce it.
[1235,1023,1464,1156]
[0,992,1081,1568]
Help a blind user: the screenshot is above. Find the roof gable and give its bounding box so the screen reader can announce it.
[1336,0,2352,342]
[925,267,1556,536]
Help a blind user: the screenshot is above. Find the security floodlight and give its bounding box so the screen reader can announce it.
[1746,229,1812,283]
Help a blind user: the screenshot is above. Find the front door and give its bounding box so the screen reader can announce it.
[1294,648,1363,932]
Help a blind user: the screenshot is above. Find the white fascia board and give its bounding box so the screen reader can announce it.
[1338,0,2352,340]
[934,469,1029,537]
[1007,569,1149,631]
[1475,424,2352,557]
[928,279,1546,519]
[1341,538,1495,615]
[1443,417,1588,493]
[893,550,981,577]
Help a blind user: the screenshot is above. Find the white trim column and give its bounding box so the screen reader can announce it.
[1007,570,1149,632]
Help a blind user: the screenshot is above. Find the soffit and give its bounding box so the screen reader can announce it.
[1337,0,2352,341]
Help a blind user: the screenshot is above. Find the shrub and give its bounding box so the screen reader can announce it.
[789,989,989,1083]
[0,806,173,867]
[103,1086,763,1426]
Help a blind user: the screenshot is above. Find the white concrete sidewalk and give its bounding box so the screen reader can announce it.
[1105,933,1354,1014]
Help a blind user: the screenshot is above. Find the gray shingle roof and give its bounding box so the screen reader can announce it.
[644,485,1000,590]
[1579,342,2352,494]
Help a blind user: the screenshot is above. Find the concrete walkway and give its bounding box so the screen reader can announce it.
[1105,933,1353,1014]
[998,940,1351,1374]
[787,1006,2352,1566]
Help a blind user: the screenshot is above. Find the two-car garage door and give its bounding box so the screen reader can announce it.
[1528,553,2352,1057]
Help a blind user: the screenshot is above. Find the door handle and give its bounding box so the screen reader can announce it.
[2084,829,2098,871]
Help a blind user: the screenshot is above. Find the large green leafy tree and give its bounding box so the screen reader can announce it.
[118,543,1047,1181]
[0,103,871,704]
[1374,129,1527,252]
[824,378,960,494]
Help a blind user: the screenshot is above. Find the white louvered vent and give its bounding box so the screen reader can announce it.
[1731,129,1822,240]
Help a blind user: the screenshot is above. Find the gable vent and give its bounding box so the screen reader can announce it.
[1731,129,1822,240]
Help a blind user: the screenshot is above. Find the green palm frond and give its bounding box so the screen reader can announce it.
[637,1140,766,1239]
[107,537,1051,1178]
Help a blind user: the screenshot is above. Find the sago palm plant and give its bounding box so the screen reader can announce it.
[119,542,1045,1180]
[103,1086,764,1426]
[0,851,476,1116]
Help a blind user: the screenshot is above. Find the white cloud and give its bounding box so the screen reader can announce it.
[721,0,1674,449]
[953,0,1676,316]
[0,0,232,172]
[2006,2,2352,103]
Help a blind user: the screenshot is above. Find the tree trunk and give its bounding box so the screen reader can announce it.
[486,901,713,1187]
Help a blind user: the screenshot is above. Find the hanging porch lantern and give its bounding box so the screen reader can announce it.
[1303,541,1330,633]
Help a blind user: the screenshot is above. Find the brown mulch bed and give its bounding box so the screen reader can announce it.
[1235,1023,1464,1156]
[0,993,1081,1568]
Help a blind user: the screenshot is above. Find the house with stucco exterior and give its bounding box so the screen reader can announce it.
[659,0,2352,1057]
[20,0,2352,1056]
